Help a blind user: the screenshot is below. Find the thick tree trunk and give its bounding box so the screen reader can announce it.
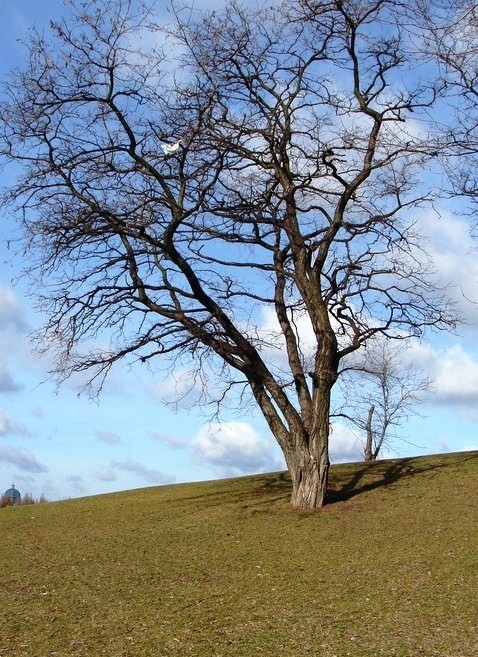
[287,379,331,509]
[289,446,329,509]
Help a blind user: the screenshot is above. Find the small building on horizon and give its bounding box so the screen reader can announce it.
[3,484,21,505]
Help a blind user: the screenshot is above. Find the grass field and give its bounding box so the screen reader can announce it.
[1,451,477,657]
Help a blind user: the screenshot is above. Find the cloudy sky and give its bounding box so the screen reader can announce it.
[0,0,477,502]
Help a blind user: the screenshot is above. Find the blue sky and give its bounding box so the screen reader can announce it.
[0,0,477,502]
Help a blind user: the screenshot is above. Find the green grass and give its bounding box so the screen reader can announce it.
[1,451,477,656]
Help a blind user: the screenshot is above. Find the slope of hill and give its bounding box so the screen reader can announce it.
[1,451,477,657]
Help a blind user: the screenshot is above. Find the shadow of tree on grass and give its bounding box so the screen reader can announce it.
[326,452,478,504]
[246,452,478,509]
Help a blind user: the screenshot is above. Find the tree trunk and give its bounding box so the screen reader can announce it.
[364,404,375,461]
[288,379,331,509]
[289,446,329,509]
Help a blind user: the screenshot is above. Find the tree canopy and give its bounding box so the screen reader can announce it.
[0,0,467,507]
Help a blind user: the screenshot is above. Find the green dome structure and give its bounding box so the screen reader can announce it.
[4,484,21,505]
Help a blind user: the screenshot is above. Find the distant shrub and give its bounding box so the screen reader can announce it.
[21,492,48,505]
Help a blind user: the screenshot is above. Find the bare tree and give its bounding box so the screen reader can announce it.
[417,1,478,206]
[336,339,430,461]
[0,0,457,508]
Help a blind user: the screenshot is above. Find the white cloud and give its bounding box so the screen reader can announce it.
[109,458,176,485]
[0,287,30,393]
[419,211,478,326]
[66,475,86,494]
[0,284,27,333]
[393,339,478,421]
[148,431,187,449]
[329,423,364,463]
[403,341,478,415]
[0,445,48,473]
[192,420,284,477]
[96,466,117,482]
[95,430,122,444]
[98,459,175,485]
[0,410,31,437]
[0,362,22,393]
[433,345,478,405]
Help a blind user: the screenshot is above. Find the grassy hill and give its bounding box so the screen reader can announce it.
[1,451,477,657]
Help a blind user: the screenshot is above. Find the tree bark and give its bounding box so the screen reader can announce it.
[364,404,375,461]
[287,379,331,509]
[289,444,329,509]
